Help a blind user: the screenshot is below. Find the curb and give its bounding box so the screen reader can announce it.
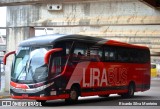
[151,78,160,80]
[0,95,11,99]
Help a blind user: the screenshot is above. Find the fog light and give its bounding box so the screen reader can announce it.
[40,94,45,97]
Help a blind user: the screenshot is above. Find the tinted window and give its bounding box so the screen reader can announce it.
[117,48,130,62]
[104,46,116,61]
[71,42,102,63]
[130,49,150,63]
[89,45,103,62]
[103,46,150,63]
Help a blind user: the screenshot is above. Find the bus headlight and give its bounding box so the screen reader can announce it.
[40,94,45,97]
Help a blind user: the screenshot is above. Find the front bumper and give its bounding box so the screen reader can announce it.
[11,94,69,100]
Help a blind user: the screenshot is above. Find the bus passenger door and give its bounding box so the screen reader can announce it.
[49,41,73,90]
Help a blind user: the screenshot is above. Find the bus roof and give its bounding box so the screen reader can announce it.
[105,40,149,49]
[19,34,149,50]
[19,34,104,46]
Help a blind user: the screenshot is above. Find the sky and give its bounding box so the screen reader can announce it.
[0,7,6,35]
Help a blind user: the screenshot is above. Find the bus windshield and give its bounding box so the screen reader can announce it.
[11,46,51,83]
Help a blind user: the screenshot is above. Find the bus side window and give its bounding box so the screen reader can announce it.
[89,48,102,62]
[117,47,130,62]
[72,43,103,62]
[71,43,88,63]
[104,47,116,62]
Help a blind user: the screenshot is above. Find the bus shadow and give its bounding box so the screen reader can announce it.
[42,95,154,107]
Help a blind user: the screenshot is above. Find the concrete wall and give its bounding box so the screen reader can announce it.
[7,1,160,46]
[7,5,39,27]
[34,1,160,51]
[36,1,160,26]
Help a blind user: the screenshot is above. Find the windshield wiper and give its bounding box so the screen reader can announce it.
[15,59,29,82]
[27,59,38,83]
[15,66,26,82]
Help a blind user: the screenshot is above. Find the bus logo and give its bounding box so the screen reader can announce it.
[83,67,127,87]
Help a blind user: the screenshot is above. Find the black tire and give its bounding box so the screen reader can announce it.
[121,83,135,98]
[99,94,110,98]
[65,86,79,103]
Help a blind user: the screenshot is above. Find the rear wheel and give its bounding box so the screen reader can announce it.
[121,83,135,98]
[65,86,79,103]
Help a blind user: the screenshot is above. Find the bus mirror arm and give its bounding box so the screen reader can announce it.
[44,48,63,65]
[3,51,16,65]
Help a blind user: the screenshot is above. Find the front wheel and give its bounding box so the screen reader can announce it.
[65,86,79,103]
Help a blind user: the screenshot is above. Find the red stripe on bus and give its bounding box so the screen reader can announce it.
[66,62,90,89]
[106,40,148,49]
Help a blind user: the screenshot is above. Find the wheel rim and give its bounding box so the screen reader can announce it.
[129,86,134,96]
[70,90,77,100]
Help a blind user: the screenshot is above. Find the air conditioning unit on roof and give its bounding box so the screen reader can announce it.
[47,4,63,11]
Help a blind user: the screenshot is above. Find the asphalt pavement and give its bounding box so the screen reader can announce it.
[0,76,159,109]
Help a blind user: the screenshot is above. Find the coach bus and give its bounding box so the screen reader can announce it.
[3,34,150,103]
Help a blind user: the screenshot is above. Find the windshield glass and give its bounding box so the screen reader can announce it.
[11,46,51,83]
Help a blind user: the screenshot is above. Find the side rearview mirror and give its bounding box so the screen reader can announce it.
[44,48,63,65]
[3,51,16,65]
